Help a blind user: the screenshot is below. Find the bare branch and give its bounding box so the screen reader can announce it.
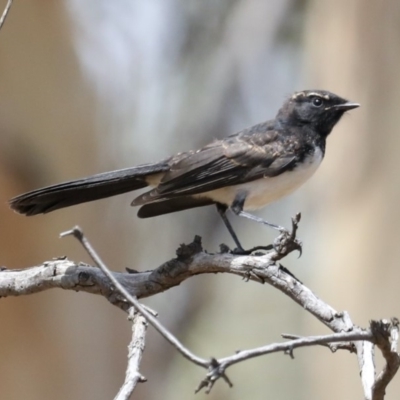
[355,340,375,400]
[61,227,209,369]
[195,330,374,394]
[282,333,355,353]
[223,331,373,365]
[0,233,308,306]
[114,308,148,400]
[0,0,13,32]
[2,223,399,396]
[372,319,400,400]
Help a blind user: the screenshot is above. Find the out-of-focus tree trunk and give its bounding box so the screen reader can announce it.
[303,1,400,398]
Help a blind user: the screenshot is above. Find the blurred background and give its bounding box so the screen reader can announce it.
[0,0,399,399]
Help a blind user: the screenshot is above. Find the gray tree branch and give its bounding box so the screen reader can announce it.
[0,217,398,398]
[114,308,148,400]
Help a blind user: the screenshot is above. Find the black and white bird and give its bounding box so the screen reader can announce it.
[10,90,359,251]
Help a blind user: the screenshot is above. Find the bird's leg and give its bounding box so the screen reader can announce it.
[234,210,286,232]
[230,194,286,232]
[216,204,245,252]
[231,194,302,257]
[216,199,277,255]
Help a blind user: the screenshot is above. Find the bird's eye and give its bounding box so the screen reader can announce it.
[312,97,323,107]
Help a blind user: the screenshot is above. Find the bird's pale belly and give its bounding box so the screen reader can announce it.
[199,147,323,210]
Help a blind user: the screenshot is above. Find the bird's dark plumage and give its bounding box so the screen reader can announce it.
[9,90,359,225]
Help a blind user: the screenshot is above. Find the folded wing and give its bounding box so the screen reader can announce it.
[133,129,298,206]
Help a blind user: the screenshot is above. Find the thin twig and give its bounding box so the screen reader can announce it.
[220,331,373,368]
[195,330,374,394]
[60,226,209,368]
[282,333,355,352]
[0,0,13,32]
[114,308,148,400]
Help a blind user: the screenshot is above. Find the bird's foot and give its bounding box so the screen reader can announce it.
[219,213,302,257]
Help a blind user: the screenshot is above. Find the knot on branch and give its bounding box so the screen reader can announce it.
[150,236,203,283]
[176,236,203,260]
[271,213,302,260]
[77,271,93,285]
[371,318,399,349]
[195,358,232,394]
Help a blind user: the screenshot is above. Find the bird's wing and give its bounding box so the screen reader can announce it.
[132,127,299,205]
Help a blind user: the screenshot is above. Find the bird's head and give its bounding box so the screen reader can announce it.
[277,90,359,136]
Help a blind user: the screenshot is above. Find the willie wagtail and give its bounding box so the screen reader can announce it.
[9,90,359,251]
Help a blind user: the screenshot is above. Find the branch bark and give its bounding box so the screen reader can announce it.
[1,220,398,398]
[114,308,148,400]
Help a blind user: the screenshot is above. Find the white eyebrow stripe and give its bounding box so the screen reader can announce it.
[306,92,330,100]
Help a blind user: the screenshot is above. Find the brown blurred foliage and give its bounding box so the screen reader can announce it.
[0,1,399,399]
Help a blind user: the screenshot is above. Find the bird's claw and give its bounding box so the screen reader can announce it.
[220,213,302,258]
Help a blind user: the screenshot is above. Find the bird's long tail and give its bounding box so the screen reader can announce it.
[9,161,170,216]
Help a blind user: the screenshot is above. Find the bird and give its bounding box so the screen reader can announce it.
[9,90,359,252]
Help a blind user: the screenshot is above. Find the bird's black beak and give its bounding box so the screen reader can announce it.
[333,102,360,111]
